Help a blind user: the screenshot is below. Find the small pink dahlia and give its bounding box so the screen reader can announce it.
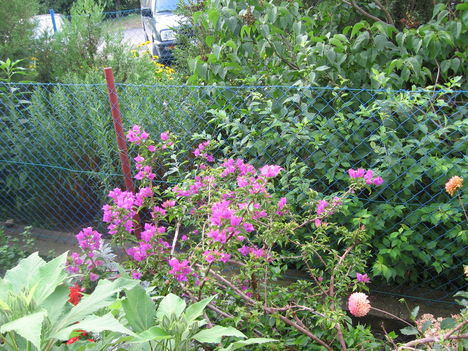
[348,292,371,317]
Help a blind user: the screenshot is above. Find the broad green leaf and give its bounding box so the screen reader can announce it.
[128,326,171,343]
[400,326,418,336]
[0,311,46,350]
[4,252,45,292]
[219,338,277,351]
[41,284,69,325]
[156,293,186,320]
[59,278,137,329]
[54,313,135,340]
[184,295,215,324]
[193,326,246,343]
[34,252,68,304]
[440,317,456,330]
[121,285,155,332]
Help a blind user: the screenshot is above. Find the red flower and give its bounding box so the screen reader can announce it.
[68,284,84,305]
[65,330,91,344]
[66,336,80,344]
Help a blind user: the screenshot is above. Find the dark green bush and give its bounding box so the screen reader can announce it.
[0,0,39,63]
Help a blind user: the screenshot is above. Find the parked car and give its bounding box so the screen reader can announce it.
[140,0,187,62]
[31,13,66,39]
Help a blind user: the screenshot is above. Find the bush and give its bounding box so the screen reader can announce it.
[0,226,35,275]
[0,0,39,64]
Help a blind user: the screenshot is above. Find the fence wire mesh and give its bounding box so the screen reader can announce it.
[0,82,466,303]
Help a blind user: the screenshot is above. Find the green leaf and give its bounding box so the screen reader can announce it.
[129,326,171,343]
[121,285,155,332]
[59,278,138,329]
[4,252,45,292]
[41,284,69,325]
[400,326,418,336]
[54,313,135,340]
[440,317,456,330]
[219,338,277,351]
[156,293,186,320]
[0,311,47,350]
[193,326,246,343]
[410,306,419,320]
[34,252,68,305]
[184,295,215,324]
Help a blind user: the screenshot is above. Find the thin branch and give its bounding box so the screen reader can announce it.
[397,334,468,350]
[371,307,414,328]
[342,0,388,24]
[170,221,181,256]
[374,0,394,24]
[206,268,333,350]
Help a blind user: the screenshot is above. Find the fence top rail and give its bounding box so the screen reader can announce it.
[1,82,468,94]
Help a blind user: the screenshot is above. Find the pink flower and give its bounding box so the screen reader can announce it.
[243,222,255,233]
[132,271,142,279]
[75,227,102,251]
[356,273,371,284]
[238,245,250,256]
[148,145,156,152]
[160,131,170,141]
[348,292,371,317]
[373,177,384,186]
[181,235,188,241]
[278,197,287,210]
[168,258,192,282]
[259,165,283,178]
[89,273,99,281]
[162,200,176,208]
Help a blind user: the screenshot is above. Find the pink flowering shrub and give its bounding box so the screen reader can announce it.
[68,125,387,350]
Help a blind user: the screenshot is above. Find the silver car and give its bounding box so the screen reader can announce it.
[141,0,186,61]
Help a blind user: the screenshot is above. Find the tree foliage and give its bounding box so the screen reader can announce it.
[0,0,39,63]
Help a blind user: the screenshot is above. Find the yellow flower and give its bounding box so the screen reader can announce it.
[136,41,151,48]
[445,176,463,196]
[465,265,468,277]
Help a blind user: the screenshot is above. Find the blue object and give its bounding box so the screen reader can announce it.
[49,8,57,33]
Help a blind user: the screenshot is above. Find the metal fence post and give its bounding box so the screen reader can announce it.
[49,9,57,33]
[104,67,141,237]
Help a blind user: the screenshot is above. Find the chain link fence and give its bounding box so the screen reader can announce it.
[0,82,466,302]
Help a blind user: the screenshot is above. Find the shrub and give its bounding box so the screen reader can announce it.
[0,0,39,64]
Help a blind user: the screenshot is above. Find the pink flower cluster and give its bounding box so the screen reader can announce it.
[221,158,257,177]
[348,168,383,186]
[75,227,102,251]
[314,197,342,227]
[168,258,193,282]
[193,141,215,162]
[259,165,283,178]
[102,189,138,235]
[126,242,154,262]
[66,228,105,282]
[126,125,149,145]
[126,223,170,262]
[238,245,268,259]
[134,155,156,180]
[203,250,231,263]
